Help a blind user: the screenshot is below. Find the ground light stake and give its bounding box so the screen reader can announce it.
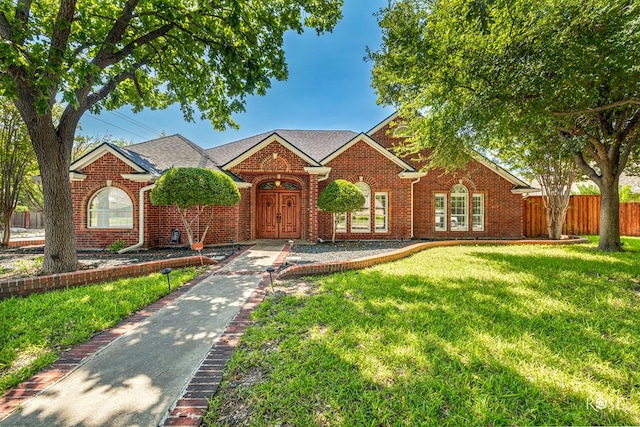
[161,267,172,291]
[266,266,275,292]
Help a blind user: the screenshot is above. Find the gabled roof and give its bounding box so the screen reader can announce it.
[365,112,534,191]
[367,111,399,137]
[206,130,358,166]
[127,134,221,172]
[322,133,418,172]
[69,142,162,176]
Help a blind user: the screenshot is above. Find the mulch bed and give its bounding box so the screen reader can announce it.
[0,245,248,281]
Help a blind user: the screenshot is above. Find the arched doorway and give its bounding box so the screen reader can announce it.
[257,181,301,239]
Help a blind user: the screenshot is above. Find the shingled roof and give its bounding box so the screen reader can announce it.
[206,130,359,166]
[126,134,221,172]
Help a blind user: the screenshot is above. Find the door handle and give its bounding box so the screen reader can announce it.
[276,212,282,223]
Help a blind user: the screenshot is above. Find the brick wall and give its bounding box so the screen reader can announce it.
[72,152,145,249]
[230,141,315,242]
[370,124,524,239]
[321,139,412,241]
[0,256,215,300]
[71,152,251,249]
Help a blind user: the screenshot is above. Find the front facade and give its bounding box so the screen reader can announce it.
[69,114,534,250]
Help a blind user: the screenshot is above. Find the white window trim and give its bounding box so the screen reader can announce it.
[450,184,469,232]
[88,187,134,229]
[374,192,388,233]
[351,182,371,233]
[472,193,485,232]
[335,212,346,233]
[435,193,447,232]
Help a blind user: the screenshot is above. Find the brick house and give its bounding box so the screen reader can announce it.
[69,113,534,250]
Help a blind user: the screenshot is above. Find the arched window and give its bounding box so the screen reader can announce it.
[88,187,133,229]
[351,181,371,232]
[450,184,468,231]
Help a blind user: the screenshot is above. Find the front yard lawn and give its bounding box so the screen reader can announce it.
[206,237,640,426]
[0,267,200,395]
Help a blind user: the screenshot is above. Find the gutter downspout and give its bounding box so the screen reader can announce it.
[317,172,330,182]
[410,177,421,238]
[118,183,156,254]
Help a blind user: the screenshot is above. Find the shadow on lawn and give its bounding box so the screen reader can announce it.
[210,245,640,426]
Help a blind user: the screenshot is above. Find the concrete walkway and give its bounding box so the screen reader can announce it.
[0,241,286,427]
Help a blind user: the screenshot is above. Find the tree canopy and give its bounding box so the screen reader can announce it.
[0,0,342,272]
[150,167,240,246]
[318,179,365,242]
[370,0,640,250]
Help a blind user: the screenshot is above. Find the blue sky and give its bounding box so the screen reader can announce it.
[79,0,394,149]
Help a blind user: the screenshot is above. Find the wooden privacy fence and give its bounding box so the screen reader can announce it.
[9,211,45,229]
[523,195,640,237]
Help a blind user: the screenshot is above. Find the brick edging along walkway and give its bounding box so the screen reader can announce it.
[278,236,591,279]
[160,243,292,427]
[0,255,217,300]
[0,247,251,421]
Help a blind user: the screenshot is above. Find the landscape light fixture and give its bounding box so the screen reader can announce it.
[266,266,275,291]
[161,267,172,291]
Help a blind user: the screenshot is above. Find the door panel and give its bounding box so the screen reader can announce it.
[279,194,299,239]
[258,193,278,238]
[257,191,301,239]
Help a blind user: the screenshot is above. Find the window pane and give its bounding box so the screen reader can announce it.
[473,194,484,231]
[88,187,133,229]
[435,194,446,231]
[375,193,388,233]
[335,212,346,233]
[351,182,371,232]
[450,185,468,231]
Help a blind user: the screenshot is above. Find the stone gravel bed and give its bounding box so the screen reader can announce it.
[285,240,418,265]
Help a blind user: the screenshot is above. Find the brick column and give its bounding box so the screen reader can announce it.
[308,174,319,243]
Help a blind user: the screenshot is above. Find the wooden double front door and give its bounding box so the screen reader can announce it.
[257,191,301,239]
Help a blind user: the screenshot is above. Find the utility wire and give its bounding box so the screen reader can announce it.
[108,111,164,137]
[83,115,149,140]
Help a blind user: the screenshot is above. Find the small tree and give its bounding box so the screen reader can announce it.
[150,168,240,247]
[0,100,38,245]
[318,179,365,243]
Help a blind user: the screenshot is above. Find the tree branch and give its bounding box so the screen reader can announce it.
[84,64,145,110]
[552,98,640,116]
[47,0,78,101]
[92,0,140,67]
[573,152,602,188]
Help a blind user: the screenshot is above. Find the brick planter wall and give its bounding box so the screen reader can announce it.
[0,256,216,300]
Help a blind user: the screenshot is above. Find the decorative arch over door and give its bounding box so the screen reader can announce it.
[257,181,301,239]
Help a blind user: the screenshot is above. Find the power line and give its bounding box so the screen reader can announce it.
[83,115,149,140]
[108,110,164,137]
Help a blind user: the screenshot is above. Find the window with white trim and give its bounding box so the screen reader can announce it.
[434,194,447,231]
[450,184,468,231]
[88,187,133,229]
[374,192,388,233]
[335,212,346,233]
[351,181,371,232]
[472,194,484,231]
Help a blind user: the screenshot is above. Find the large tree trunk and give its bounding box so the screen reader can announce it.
[31,127,78,273]
[598,180,622,251]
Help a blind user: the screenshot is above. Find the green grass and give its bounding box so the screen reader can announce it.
[205,237,640,426]
[0,267,200,395]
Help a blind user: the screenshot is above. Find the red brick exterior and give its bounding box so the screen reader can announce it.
[320,139,412,241]
[229,140,315,242]
[370,124,524,239]
[71,153,250,249]
[71,122,527,248]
